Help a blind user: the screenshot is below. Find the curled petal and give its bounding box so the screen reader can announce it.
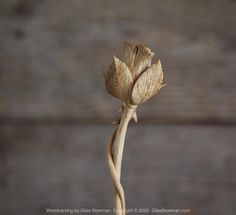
[131,45,154,80]
[123,42,137,70]
[131,60,163,105]
[105,56,133,102]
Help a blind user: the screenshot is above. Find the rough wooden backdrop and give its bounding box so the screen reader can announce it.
[0,0,236,215]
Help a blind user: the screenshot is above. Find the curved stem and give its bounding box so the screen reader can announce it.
[111,104,136,215]
[113,105,134,179]
[107,128,126,215]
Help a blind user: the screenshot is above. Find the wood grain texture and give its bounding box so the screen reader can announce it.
[0,124,236,215]
[0,0,236,120]
[0,1,236,215]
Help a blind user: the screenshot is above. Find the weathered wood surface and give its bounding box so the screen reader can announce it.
[0,124,236,215]
[0,0,236,121]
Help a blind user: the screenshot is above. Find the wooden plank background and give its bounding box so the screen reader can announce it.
[1,124,236,215]
[0,0,236,215]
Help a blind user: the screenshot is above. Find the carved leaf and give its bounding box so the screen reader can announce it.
[105,56,133,102]
[131,60,163,105]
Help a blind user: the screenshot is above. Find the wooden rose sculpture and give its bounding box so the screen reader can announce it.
[104,42,166,215]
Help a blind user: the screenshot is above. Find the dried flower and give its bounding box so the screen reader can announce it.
[105,42,165,105]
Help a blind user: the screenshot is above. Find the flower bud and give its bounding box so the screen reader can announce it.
[104,42,165,105]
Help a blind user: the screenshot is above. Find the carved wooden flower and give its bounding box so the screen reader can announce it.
[104,42,165,105]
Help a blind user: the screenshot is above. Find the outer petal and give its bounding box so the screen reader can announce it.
[131,45,154,80]
[122,42,137,70]
[105,56,133,102]
[131,60,163,105]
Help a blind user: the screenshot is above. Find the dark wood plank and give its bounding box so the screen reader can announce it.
[0,124,236,215]
[0,0,236,120]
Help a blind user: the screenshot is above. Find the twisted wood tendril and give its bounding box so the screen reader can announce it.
[107,127,126,215]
